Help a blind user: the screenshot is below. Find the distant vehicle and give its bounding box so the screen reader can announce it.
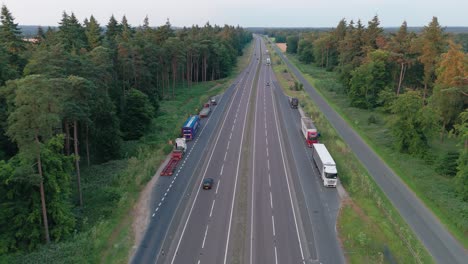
[202,178,214,190]
[266,81,270,86]
[266,57,271,66]
[182,115,200,140]
[301,117,319,147]
[290,97,299,109]
[312,143,338,187]
[161,138,186,176]
[210,97,217,105]
[199,103,211,118]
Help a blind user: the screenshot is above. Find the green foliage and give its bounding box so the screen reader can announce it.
[297,38,314,63]
[0,135,74,252]
[286,35,299,53]
[435,151,459,177]
[121,89,154,140]
[388,91,436,155]
[349,50,392,108]
[454,150,468,201]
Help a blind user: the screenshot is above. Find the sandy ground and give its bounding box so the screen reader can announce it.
[276,43,287,52]
[129,154,171,261]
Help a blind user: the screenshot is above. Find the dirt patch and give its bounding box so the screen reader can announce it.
[128,154,170,260]
[276,43,287,52]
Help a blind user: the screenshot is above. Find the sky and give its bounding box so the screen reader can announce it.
[2,0,467,28]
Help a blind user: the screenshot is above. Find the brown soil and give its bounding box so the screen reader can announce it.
[276,43,287,52]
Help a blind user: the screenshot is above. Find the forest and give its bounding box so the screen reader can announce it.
[269,16,468,239]
[0,4,251,254]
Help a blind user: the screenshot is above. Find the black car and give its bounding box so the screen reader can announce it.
[290,97,299,109]
[266,81,270,86]
[202,178,214,190]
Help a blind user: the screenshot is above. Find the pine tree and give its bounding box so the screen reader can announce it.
[0,4,25,77]
[85,15,102,50]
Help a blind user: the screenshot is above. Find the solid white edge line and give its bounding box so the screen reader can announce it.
[250,53,261,264]
[270,71,306,263]
[169,52,253,264]
[274,246,279,264]
[224,40,259,264]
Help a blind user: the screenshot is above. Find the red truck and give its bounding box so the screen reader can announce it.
[301,117,319,147]
[199,103,211,118]
[160,138,187,176]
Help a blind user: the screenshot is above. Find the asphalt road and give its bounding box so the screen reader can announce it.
[134,36,347,264]
[160,38,262,264]
[271,40,468,264]
[131,39,259,264]
[248,45,306,264]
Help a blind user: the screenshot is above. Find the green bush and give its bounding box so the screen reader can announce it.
[436,151,460,177]
[368,114,378,125]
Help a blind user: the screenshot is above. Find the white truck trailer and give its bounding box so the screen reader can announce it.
[312,143,338,187]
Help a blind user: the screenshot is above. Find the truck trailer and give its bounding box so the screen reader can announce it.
[301,117,319,147]
[161,138,187,176]
[199,103,211,118]
[312,143,338,187]
[182,115,200,140]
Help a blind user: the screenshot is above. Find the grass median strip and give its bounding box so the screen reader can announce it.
[266,39,433,264]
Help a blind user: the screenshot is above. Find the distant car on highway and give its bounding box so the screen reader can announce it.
[202,178,214,190]
[266,81,270,86]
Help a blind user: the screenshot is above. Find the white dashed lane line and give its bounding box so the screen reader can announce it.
[209,200,216,217]
[202,225,209,248]
[220,164,224,175]
[216,180,221,194]
[271,215,276,236]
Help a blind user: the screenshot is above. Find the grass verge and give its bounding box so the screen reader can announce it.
[282,50,467,248]
[0,41,254,264]
[267,40,434,264]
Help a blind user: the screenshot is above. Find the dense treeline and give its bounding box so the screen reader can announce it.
[275,16,468,200]
[0,4,251,253]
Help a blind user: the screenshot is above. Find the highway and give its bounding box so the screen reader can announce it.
[134,36,346,264]
[270,40,468,264]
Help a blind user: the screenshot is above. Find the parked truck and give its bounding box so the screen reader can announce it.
[182,115,200,140]
[289,97,299,109]
[161,138,187,176]
[199,103,211,118]
[266,57,271,66]
[312,143,338,187]
[301,117,319,147]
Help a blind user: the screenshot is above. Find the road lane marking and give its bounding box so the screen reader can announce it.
[272,215,276,236]
[162,197,165,201]
[227,141,230,150]
[224,50,257,264]
[167,188,170,192]
[210,200,216,217]
[158,202,162,206]
[169,64,250,263]
[270,192,273,209]
[267,147,269,157]
[156,207,159,212]
[224,151,228,161]
[216,180,221,194]
[202,225,209,248]
[268,173,271,187]
[270,81,306,263]
[220,164,224,175]
[152,213,155,217]
[267,160,270,171]
[230,132,232,139]
[266,138,268,146]
[274,246,278,264]
[250,62,261,264]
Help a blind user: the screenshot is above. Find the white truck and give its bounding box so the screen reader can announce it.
[312,143,338,187]
[266,57,271,66]
[301,117,319,147]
